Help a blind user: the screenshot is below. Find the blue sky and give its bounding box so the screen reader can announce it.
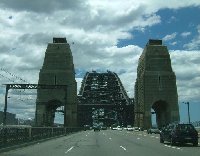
[118,7,200,50]
[118,6,200,123]
[0,0,200,124]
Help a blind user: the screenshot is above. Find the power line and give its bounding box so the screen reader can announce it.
[0,68,36,103]
[0,68,29,83]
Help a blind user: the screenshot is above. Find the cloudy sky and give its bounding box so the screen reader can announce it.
[0,0,200,124]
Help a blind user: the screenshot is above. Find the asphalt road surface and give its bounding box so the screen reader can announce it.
[1,130,200,156]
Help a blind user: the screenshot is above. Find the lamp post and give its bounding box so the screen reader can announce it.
[183,102,190,124]
[3,85,9,126]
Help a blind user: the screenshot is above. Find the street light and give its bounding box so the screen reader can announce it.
[3,84,9,126]
[182,102,190,124]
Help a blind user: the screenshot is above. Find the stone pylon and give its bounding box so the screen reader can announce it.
[134,39,180,129]
[35,37,77,127]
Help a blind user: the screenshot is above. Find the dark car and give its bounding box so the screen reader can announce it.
[160,123,198,146]
[84,125,91,131]
[147,128,160,134]
[101,126,107,130]
[93,125,100,131]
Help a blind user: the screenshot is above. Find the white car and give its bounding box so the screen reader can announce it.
[127,125,134,131]
[117,126,123,131]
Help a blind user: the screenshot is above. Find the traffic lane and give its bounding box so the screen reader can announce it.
[104,130,200,156]
[128,131,200,154]
[1,131,88,156]
[66,130,128,156]
[1,130,199,156]
[140,131,200,152]
[105,130,181,156]
[1,130,129,156]
[83,130,183,156]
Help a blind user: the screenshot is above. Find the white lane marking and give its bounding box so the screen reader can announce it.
[65,146,74,154]
[109,137,112,140]
[150,136,155,138]
[164,145,182,150]
[120,146,127,151]
[86,135,88,137]
[155,137,159,139]
[137,137,140,140]
[138,134,142,136]
[144,135,147,137]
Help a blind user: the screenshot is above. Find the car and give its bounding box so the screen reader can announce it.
[147,128,160,134]
[101,126,107,130]
[93,125,101,131]
[111,127,118,130]
[127,125,134,131]
[138,127,144,131]
[134,127,139,131]
[84,125,90,131]
[117,126,123,131]
[160,123,198,146]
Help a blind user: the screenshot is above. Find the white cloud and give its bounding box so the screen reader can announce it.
[167,16,177,24]
[183,25,200,50]
[181,32,191,38]
[170,50,200,103]
[163,32,177,41]
[1,0,200,120]
[76,78,83,94]
[170,41,177,45]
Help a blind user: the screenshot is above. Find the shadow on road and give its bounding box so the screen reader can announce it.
[164,142,199,148]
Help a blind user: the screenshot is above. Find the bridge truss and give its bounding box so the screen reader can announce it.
[78,71,134,127]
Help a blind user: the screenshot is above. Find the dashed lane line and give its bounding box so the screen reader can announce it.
[65,146,74,154]
[164,144,182,150]
[120,146,127,151]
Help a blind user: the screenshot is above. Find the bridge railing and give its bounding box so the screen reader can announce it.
[0,126,83,149]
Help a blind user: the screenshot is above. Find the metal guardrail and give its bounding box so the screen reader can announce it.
[0,126,83,149]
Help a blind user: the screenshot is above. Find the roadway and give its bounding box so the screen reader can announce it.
[1,129,200,156]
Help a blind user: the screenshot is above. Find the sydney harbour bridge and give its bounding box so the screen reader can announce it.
[77,71,134,127]
[3,37,200,156]
[2,38,180,129]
